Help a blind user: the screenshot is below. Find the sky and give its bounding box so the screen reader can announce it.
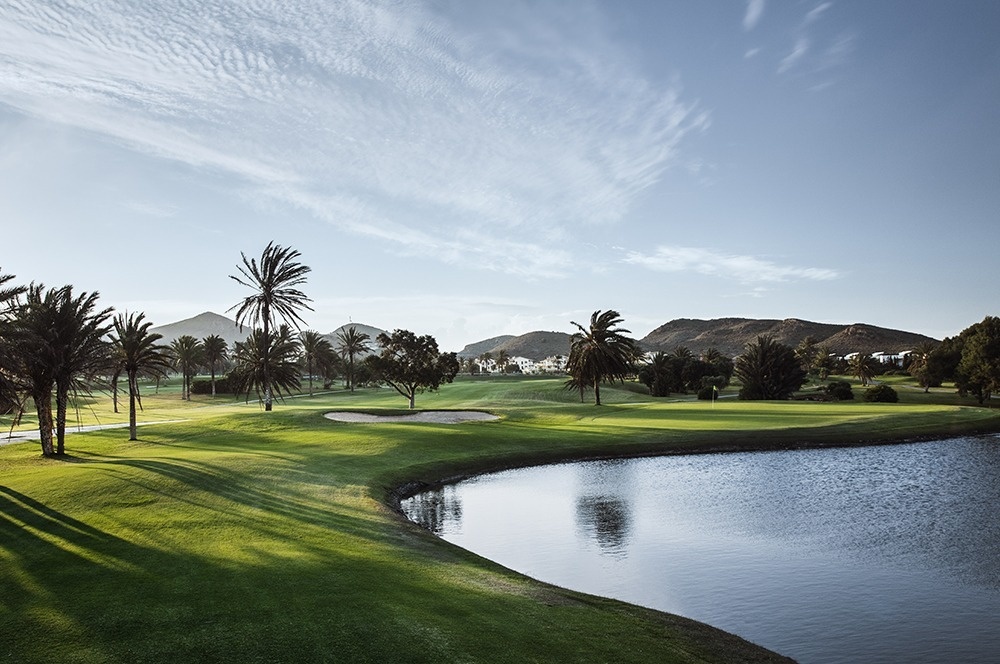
[1,0,997,352]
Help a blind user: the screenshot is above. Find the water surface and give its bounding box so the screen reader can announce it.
[401,436,1000,663]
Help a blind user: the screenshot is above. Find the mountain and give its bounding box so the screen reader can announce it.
[150,312,246,346]
[458,331,573,361]
[640,318,937,357]
[456,335,516,359]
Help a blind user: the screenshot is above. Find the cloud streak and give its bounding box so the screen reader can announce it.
[744,0,766,31]
[0,0,704,277]
[623,245,841,283]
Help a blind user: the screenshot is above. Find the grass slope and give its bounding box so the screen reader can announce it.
[2,377,999,663]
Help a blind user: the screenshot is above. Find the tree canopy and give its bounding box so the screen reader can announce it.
[366,330,459,409]
[566,310,641,406]
[955,316,1000,404]
[734,335,807,401]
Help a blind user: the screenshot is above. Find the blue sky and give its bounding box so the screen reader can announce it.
[1,0,997,351]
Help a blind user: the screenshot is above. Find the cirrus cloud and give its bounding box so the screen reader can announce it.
[623,245,841,283]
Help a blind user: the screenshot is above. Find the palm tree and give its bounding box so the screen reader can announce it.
[566,310,641,406]
[734,335,807,400]
[300,330,335,396]
[50,287,113,455]
[0,269,26,415]
[231,325,302,405]
[229,242,312,411]
[336,326,371,393]
[112,313,173,441]
[170,335,204,400]
[907,342,938,393]
[496,349,510,374]
[202,334,229,397]
[849,352,880,387]
[8,285,112,456]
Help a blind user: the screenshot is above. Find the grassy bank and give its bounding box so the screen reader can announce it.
[2,377,999,663]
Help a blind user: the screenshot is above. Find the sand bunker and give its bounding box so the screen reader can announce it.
[324,411,499,424]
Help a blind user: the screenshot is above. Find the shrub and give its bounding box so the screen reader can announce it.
[190,375,235,395]
[863,384,898,403]
[825,380,854,401]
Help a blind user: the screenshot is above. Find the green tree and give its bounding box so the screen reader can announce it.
[795,336,820,374]
[366,330,459,409]
[112,312,173,441]
[906,342,939,393]
[231,325,303,405]
[202,335,229,397]
[734,335,807,400]
[170,335,204,401]
[849,353,879,387]
[300,330,336,396]
[566,310,641,406]
[955,316,1000,404]
[496,349,510,374]
[0,269,26,415]
[638,351,674,397]
[336,326,371,393]
[811,346,836,380]
[229,242,312,411]
[8,285,112,456]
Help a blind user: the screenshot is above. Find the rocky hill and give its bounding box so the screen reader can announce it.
[150,311,246,346]
[458,331,573,361]
[640,318,937,357]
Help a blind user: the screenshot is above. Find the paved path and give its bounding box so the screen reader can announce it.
[1,420,189,446]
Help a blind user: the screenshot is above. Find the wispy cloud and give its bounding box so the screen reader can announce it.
[776,2,854,80]
[744,0,766,31]
[0,0,704,278]
[623,245,841,283]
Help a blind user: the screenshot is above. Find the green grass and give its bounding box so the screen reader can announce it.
[3,377,999,663]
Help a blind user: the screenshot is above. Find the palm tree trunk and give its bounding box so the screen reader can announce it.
[263,316,272,411]
[210,364,217,397]
[55,379,69,455]
[129,373,138,441]
[33,392,55,457]
[593,380,602,406]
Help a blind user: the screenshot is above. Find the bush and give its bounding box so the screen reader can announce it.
[190,375,235,395]
[696,385,719,400]
[825,380,854,401]
[863,384,898,403]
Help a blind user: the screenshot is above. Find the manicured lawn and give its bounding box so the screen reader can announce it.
[3,377,998,663]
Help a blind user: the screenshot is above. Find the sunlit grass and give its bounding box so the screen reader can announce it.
[2,376,999,663]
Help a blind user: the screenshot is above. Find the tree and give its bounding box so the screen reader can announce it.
[229,242,312,411]
[566,310,641,406]
[0,269,26,415]
[864,384,899,403]
[734,335,807,400]
[8,285,112,456]
[795,336,821,374]
[366,330,459,409]
[202,335,229,397]
[955,316,1000,404]
[849,353,879,387]
[336,326,371,393]
[231,325,303,405]
[112,312,173,441]
[50,287,113,455]
[638,351,674,397]
[496,349,510,374]
[170,335,204,400]
[811,346,836,380]
[906,342,939,393]
[300,330,335,396]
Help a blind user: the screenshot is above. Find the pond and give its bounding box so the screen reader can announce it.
[401,436,1000,663]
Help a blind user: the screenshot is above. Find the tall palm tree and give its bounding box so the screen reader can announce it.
[170,335,204,400]
[336,326,371,393]
[734,335,807,400]
[202,334,229,397]
[8,285,112,456]
[300,330,335,396]
[229,242,312,411]
[50,287,113,455]
[112,312,173,441]
[907,341,938,393]
[496,349,510,374]
[231,325,302,405]
[566,310,641,406]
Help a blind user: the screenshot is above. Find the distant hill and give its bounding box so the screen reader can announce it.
[456,335,515,359]
[459,331,573,361]
[150,312,246,347]
[640,318,937,357]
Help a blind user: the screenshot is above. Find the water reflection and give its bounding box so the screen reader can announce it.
[401,436,1000,664]
[403,485,462,536]
[574,460,635,557]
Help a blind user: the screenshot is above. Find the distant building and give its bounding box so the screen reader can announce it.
[536,355,568,373]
